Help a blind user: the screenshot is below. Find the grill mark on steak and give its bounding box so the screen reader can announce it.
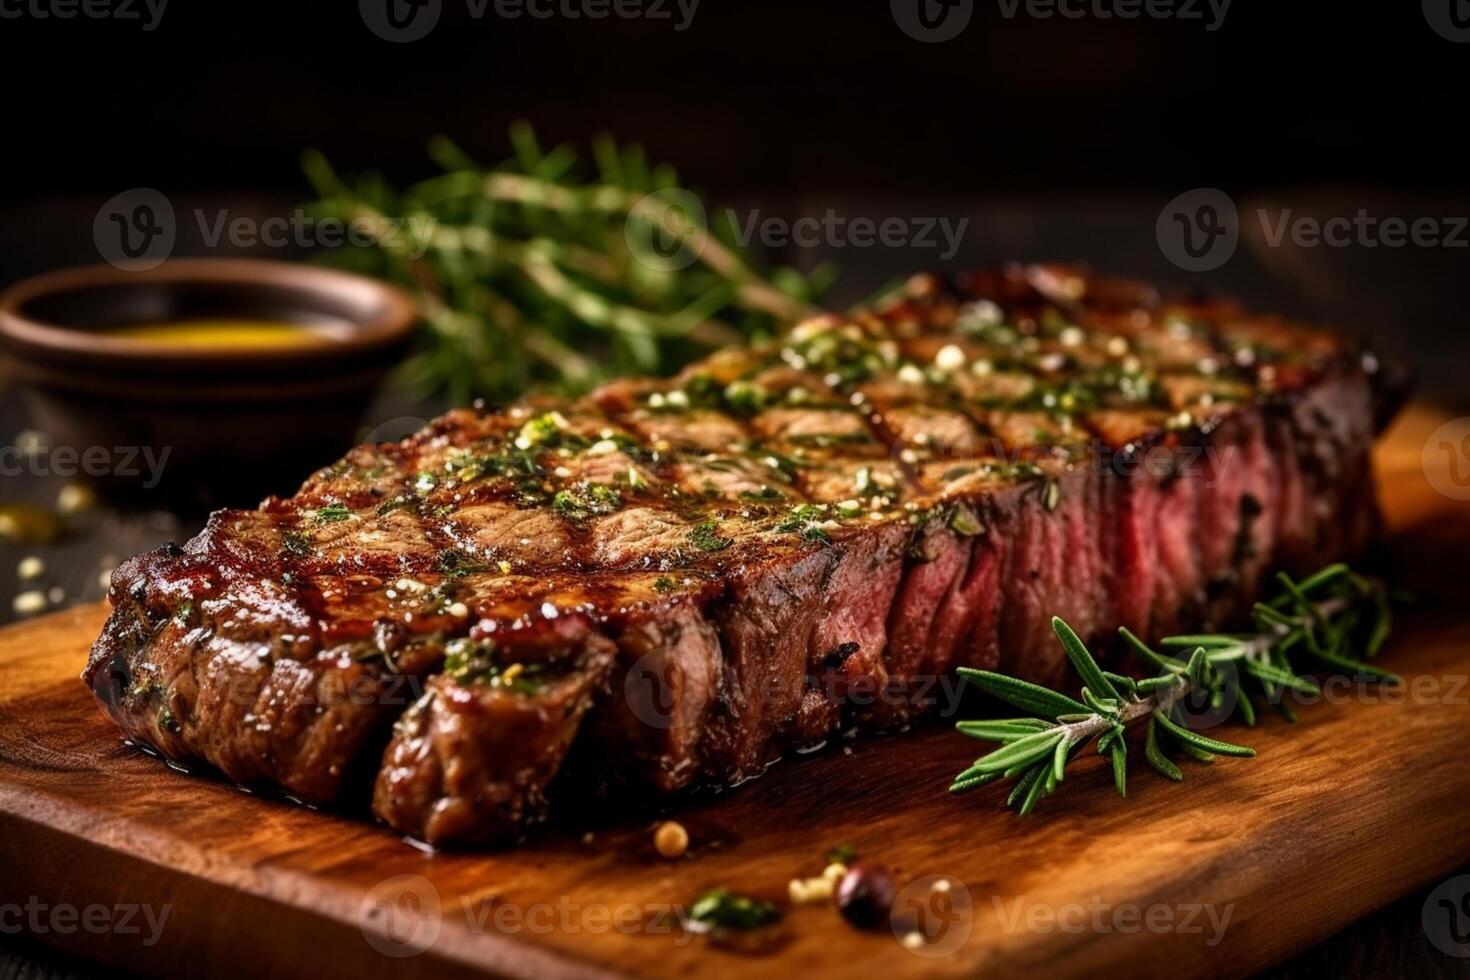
[84,264,1398,846]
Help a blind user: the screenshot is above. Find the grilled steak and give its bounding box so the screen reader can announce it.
[84,265,1399,845]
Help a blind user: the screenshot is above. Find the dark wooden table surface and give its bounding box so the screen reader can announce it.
[2,193,1467,978]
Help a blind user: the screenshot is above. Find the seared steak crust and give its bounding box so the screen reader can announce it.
[85,265,1395,845]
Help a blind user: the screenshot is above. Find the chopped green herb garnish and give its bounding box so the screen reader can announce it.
[686,888,781,932]
[775,503,833,543]
[443,638,548,693]
[786,430,875,448]
[723,379,770,416]
[782,325,894,387]
[738,486,786,504]
[313,503,352,524]
[947,505,985,537]
[281,530,312,557]
[436,549,491,579]
[377,496,414,517]
[689,520,733,552]
[552,483,623,521]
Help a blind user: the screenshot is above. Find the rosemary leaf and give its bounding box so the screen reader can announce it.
[1153,710,1257,758]
[1018,765,1050,816]
[1366,590,1392,658]
[1302,644,1401,683]
[1266,563,1349,608]
[957,668,1089,719]
[1272,698,1299,724]
[1186,646,1210,689]
[1007,766,1045,809]
[1242,658,1319,694]
[1161,634,1251,648]
[1109,742,1128,798]
[1176,740,1217,764]
[1236,690,1257,727]
[1145,717,1184,782]
[1051,735,1071,784]
[949,770,1002,794]
[956,720,1057,742]
[1119,627,1184,672]
[972,731,1066,774]
[1051,617,1121,701]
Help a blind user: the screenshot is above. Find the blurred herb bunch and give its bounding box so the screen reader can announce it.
[304,123,832,403]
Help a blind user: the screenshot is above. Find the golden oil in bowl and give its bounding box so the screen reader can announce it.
[99,318,344,350]
[0,259,417,509]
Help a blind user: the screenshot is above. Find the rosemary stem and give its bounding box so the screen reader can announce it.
[953,566,1391,813]
[1054,595,1350,746]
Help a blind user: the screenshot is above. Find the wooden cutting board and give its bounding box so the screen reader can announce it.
[3,405,1469,980]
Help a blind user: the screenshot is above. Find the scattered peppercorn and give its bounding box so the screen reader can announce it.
[835,862,897,929]
[653,820,689,858]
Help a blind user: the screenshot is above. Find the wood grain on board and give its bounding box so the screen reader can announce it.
[2,404,1469,980]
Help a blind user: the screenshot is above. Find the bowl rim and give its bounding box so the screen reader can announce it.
[0,258,417,364]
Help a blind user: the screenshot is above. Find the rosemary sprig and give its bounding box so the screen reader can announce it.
[949,564,1398,814]
[303,122,832,403]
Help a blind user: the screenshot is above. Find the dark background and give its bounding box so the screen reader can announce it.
[3,1,1464,195]
[1,2,1468,975]
[0,0,1467,403]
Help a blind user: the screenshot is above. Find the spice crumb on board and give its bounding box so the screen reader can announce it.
[787,860,851,905]
[653,820,688,858]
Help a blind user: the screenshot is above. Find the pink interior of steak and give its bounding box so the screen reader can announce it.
[83,264,1393,846]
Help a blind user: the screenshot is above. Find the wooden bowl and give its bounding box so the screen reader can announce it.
[0,260,417,511]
